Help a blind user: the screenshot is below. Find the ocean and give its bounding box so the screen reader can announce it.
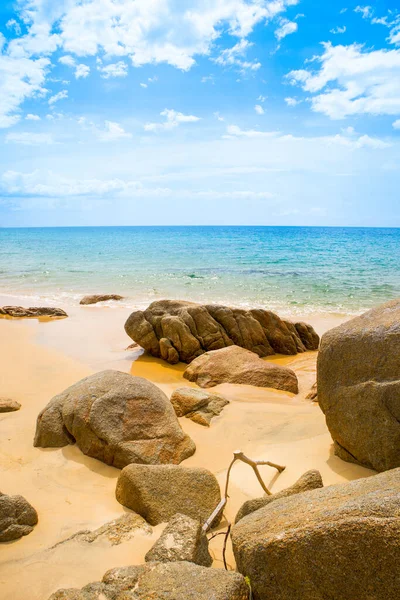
[0,226,399,315]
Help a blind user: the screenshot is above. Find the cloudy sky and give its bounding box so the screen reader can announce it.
[1,0,400,227]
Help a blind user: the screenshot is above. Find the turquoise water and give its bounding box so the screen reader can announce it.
[0,226,399,315]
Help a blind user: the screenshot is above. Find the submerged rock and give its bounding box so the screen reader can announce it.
[116,463,221,526]
[124,300,319,364]
[184,346,299,393]
[0,398,21,413]
[235,469,323,523]
[145,513,212,566]
[34,370,195,468]
[170,387,229,426]
[318,299,400,471]
[0,492,38,542]
[79,294,124,305]
[0,306,67,318]
[232,468,400,600]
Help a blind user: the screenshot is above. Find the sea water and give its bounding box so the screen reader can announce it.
[0,226,399,315]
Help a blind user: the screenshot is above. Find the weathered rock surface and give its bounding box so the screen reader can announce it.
[116,464,221,526]
[306,382,318,401]
[80,294,124,305]
[184,346,299,393]
[0,398,21,413]
[170,387,229,426]
[0,492,38,542]
[34,370,195,468]
[145,513,212,566]
[49,562,250,600]
[232,468,400,600]
[124,300,319,364]
[235,469,323,523]
[0,306,67,318]
[318,299,400,471]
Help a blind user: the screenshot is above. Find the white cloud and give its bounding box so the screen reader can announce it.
[257,95,267,102]
[213,40,261,71]
[59,55,76,67]
[285,97,299,106]
[140,83,148,88]
[393,119,400,129]
[224,124,279,138]
[354,6,373,19]
[255,104,265,114]
[287,43,400,119]
[98,61,128,79]
[6,19,22,36]
[25,113,41,120]
[145,108,200,132]
[48,90,68,105]
[214,111,225,121]
[275,19,298,41]
[75,64,90,79]
[78,117,132,142]
[330,26,346,34]
[5,132,54,145]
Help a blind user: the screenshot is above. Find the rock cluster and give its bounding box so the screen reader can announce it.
[0,306,67,318]
[34,370,195,468]
[0,492,38,542]
[184,346,299,393]
[170,387,229,426]
[80,294,124,305]
[318,299,400,472]
[125,300,319,364]
[116,463,221,526]
[232,468,400,600]
[0,398,21,413]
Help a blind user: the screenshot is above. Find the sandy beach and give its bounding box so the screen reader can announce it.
[0,296,375,600]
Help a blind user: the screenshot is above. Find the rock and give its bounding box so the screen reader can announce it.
[116,464,221,526]
[124,300,319,364]
[80,294,124,305]
[306,381,318,401]
[170,387,229,426]
[145,513,212,566]
[0,492,38,542]
[235,469,323,523]
[34,370,195,468]
[318,299,400,472]
[232,468,400,600]
[0,398,21,413]
[183,346,299,393]
[49,562,250,600]
[0,306,67,318]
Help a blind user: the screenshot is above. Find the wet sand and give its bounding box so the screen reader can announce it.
[0,298,373,599]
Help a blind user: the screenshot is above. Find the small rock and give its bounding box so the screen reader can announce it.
[145,513,212,566]
[0,306,67,318]
[116,464,222,526]
[0,398,21,413]
[79,295,124,305]
[170,387,229,426]
[0,492,38,542]
[306,381,318,401]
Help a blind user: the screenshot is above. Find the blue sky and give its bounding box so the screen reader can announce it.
[1,0,400,227]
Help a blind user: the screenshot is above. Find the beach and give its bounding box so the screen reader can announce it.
[0,294,373,600]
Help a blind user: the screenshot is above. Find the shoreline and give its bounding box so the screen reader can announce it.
[0,293,373,599]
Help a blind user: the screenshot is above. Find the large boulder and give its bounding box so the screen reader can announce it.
[80,294,124,305]
[34,370,195,468]
[232,468,400,600]
[170,387,229,426]
[124,300,319,364]
[318,299,400,472]
[235,470,323,523]
[49,562,250,600]
[183,346,299,393]
[0,306,67,318]
[145,513,212,566]
[116,464,221,526]
[0,492,38,542]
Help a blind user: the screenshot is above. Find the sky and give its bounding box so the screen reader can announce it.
[1,0,400,227]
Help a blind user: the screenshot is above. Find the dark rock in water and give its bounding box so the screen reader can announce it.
[170,387,229,426]
[49,562,250,600]
[184,346,299,393]
[116,463,221,526]
[306,381,318,401]
[232,468,400,600]
[79,294,124,305]
[34,370,195,468]
[0,492,38,542]
[0,306,67,318]
[0,398,21,413]
[235,470,323,523]
[145,513,212,566]
[124,300,319,364]
[318,299,400,472]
